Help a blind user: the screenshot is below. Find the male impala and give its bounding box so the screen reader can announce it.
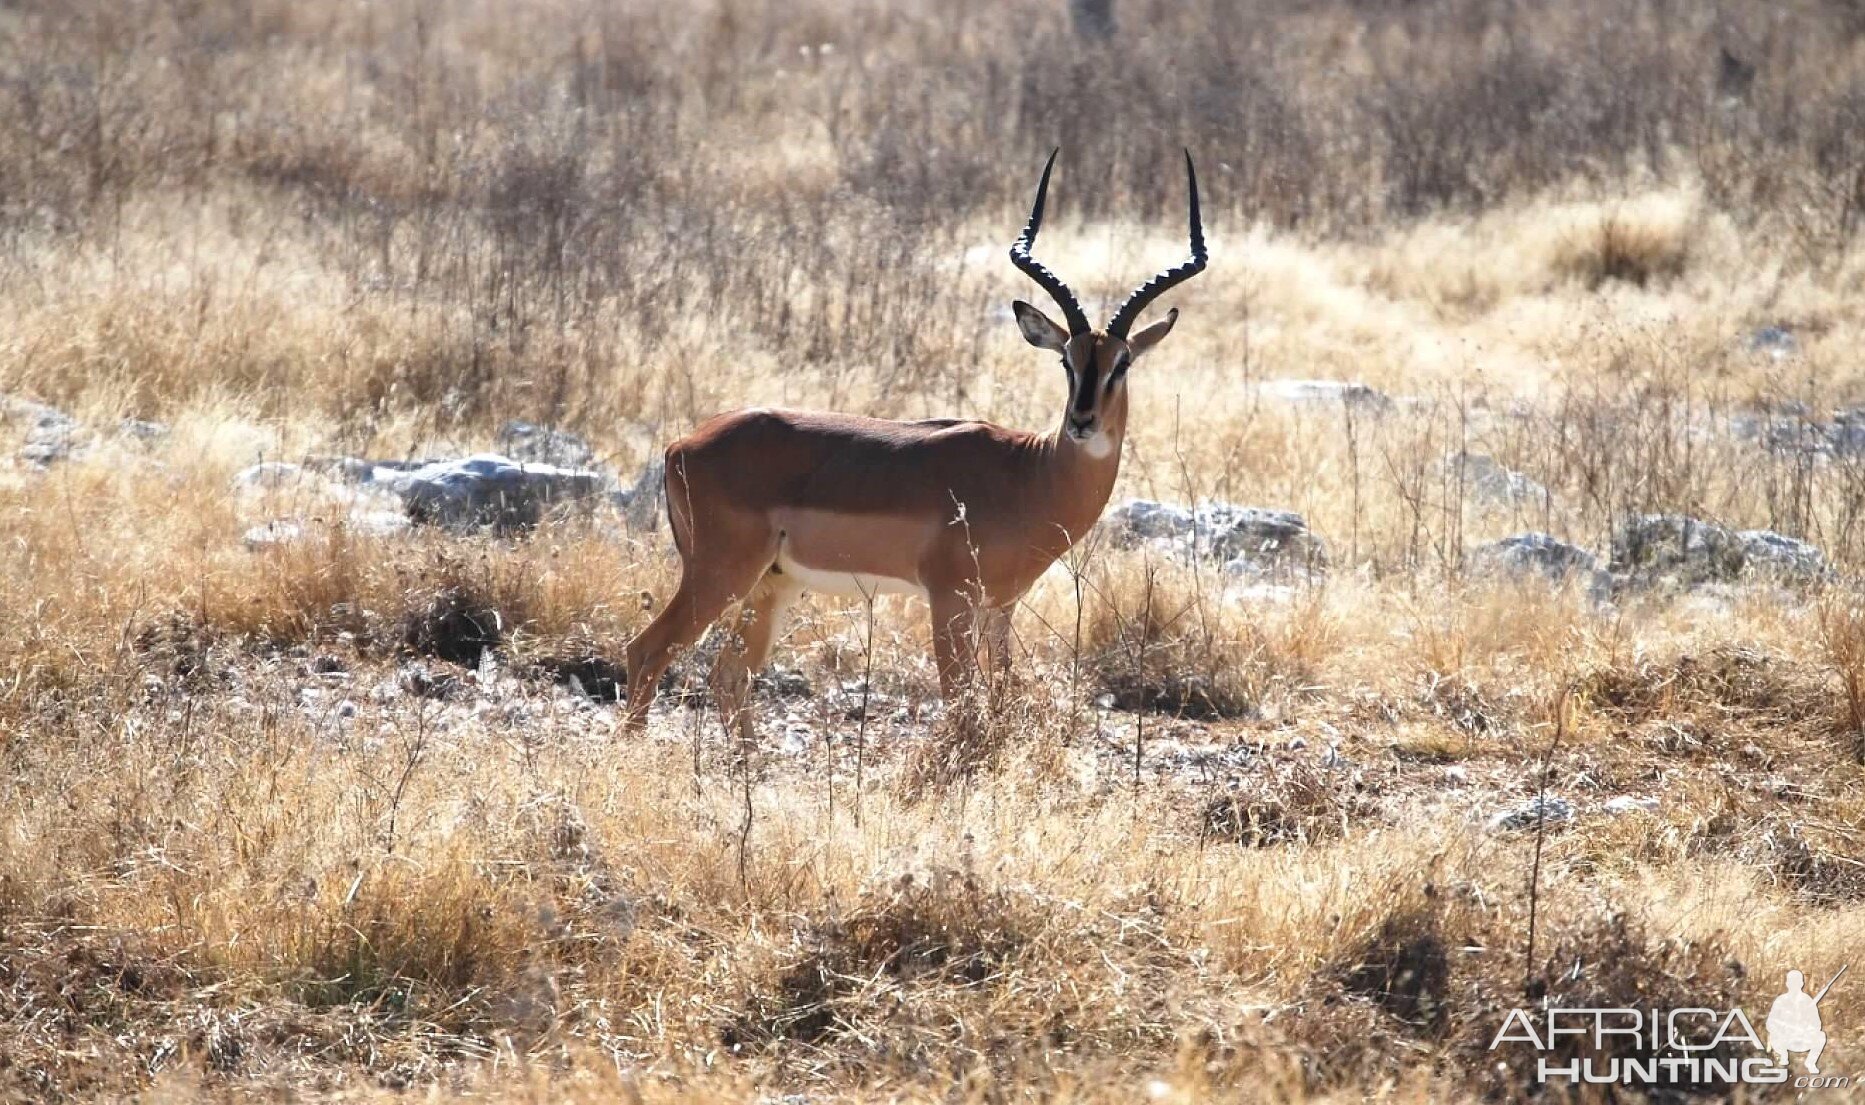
[623,150,1207,735]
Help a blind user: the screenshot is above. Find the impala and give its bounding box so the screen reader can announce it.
[623,149,1208,735]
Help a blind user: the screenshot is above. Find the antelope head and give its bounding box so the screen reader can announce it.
[1009,148,1208,459]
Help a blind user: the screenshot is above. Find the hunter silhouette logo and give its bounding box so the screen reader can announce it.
[1768,967,1846,1075]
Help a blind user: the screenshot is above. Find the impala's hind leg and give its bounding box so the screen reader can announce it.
[713,569,803,743]
[624,535,774,734]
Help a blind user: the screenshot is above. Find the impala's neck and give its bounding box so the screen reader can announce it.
[1046,392,1127,530]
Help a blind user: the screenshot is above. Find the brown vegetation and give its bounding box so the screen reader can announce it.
[3,0,1865,1101]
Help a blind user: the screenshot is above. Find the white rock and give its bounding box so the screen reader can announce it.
[243,519,303,548]
[1256,379,1393,411]
[233,462,311,490]
[1486,795,1575,833]
[387,453,605,532]
[1603,795,1659,816]
[1105,499,1327,579]
[1440,451,1552,509]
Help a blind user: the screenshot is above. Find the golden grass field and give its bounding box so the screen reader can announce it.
[4,0,1865,1100]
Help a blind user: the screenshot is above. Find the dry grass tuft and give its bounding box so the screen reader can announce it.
[1578,645,1827,728]
[1551,207,1695,289]
[4,0,1865,1099]
[1334,901,1453,1032]
[1691,807,1865,909]
[1079,565,1331,722]
[1200,755,1377,848]
[726,866,1041,1052]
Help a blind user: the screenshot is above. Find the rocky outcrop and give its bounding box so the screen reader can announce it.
[4,397,82,466]
[1103,500,1328,579]
[495,421,596,469]
[234,444,647,541]
[1255,379,1393,413]
[1733,402,1865,459]
[233,461,314,491]
[1611,514,1828,587]
[389,454,606,532]
[1469,533,1608,597]
[1737,529,1827,582]
[1611,514,1748,586]
[1748,325,1798,361]
[1441,451,1552,510]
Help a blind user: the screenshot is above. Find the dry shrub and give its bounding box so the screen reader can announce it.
[1417,671,1513,739]
[724,867,1040,1051]
[1200,755,1379,848]
[1081,564,1329,722]
[125,527,636,675]
[1551,207,1693,289]
[402,583,506,668]
[1336,902,1453,1032]
[1474,914,1750,1101]
[1690,808,1865,908]
[900,705,1011,792]
[1292,874,1750,1099]
[133,610,234,690]
[1578,646,1826,729]
[899,676,1076,792]
[0,927,203,1100]
[291,868,540,1021]
[526,650,627,703]
[1818,594,1865,763]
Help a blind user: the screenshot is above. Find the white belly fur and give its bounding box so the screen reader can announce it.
[775,548,927,600]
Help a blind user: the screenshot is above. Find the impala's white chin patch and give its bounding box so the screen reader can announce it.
[1073,429,1114,460]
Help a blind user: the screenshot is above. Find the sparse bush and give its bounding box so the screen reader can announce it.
[1691,807,1865,907]
[1337,903,1452,1031]
[1579,646,1826,729]
[1551,209,1694,289]
[1818,595,1865,762]
[1081,565,1329,721]
[724,867,1040,1050]
[401,584,505,668]
[1200,755,1378,847]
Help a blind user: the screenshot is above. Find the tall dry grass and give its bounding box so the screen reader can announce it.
[5,0,1865,1101]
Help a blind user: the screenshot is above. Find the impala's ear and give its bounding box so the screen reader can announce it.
[1127,307,1179,360]
[1012,300,1070,352]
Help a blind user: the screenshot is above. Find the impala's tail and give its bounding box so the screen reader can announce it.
[661,442,695,561]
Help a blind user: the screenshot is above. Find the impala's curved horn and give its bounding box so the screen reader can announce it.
[1107,149,1207,339]
[1009,148,1092,337]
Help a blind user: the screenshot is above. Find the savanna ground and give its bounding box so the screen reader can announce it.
[4,0,1865,1100]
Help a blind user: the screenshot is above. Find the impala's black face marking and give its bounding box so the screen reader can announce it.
[1068,350,1099,418]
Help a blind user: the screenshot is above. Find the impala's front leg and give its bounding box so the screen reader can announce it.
[983,606,1016,688]
[928,587,984,716]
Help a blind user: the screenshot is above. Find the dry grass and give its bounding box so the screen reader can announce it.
[4,0,1865,1100]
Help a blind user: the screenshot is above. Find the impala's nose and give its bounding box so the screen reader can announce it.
[1067,416,1095,438]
